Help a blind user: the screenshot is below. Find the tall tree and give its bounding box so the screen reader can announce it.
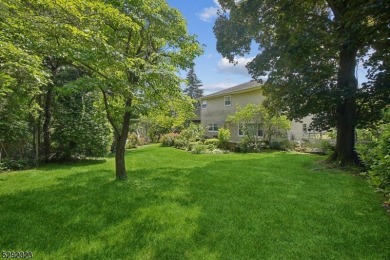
[0,1,50,164]
[184,67,204,100]
[2,0,202,179]
[214,0,390,165]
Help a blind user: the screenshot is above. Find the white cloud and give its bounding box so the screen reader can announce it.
[198,6,219,22]
[198,0,222,22]
[217,57,254,76]
[213,0,222,7]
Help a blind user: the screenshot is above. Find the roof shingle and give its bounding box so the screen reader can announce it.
[202,80,262,99]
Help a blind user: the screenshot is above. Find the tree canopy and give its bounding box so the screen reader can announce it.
[214,0,389,165]
[1,0,202,178]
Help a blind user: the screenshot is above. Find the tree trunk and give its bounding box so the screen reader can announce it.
[333,46,359,165]
[43,85,54,162]
[115,98,132,181]
[32,117,39,165]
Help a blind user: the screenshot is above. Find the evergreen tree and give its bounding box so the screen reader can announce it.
[184,67,203,100]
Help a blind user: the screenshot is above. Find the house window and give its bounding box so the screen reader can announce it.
[238,123,263,137]
[202,100,207,109]
[208,123,219,132]
[257,128,263,137]
[224,96,231,106]
[302,123,307,133]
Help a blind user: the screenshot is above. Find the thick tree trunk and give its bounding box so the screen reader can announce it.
[43,85,54,162]
[115,98,132,181]
[333,46,359,165]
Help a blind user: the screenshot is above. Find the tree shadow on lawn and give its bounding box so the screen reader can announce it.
[0,155,389,259]
[36,159,108,172]
[0,165,218,259]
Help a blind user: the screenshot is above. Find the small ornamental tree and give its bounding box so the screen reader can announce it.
[140,94,196,142]
[228,103,290,145]
[263,114,291,144]
[228,104,267,148]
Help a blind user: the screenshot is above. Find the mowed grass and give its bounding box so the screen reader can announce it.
[0,144,389,259]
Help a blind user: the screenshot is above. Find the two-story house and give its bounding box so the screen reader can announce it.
[199,81,313,142]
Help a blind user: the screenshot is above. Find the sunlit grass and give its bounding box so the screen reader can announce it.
[0,144,389,259]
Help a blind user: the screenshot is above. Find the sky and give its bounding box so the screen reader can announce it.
[166,0,255,95]
[166,0,367,95]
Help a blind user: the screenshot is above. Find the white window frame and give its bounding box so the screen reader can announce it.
[202,100,207,109]
[238,123,263,137]
[208,123,219,132]
[223,95,232,107]
[224,95,231,106]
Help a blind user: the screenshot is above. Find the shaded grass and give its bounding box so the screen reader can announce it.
[0,144,389,259]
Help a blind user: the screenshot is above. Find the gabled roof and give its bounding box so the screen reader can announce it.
[202,80,262,99]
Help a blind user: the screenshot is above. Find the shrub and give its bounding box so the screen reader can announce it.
[159,133,179,147]
[218,128,231,149]
[126,133,139,149]
[191,144,207,154]
[138,137,148,146]
[279,140,294,150]
[269,140,282,150]
[0,159,30,171]
[204,138,219,146]
[210,148,228,154]
[356,109,390,201]
[319,140,335,155]
[180,123,204,142]
[238,137,262,153]
[174,138,187,149]
[187,141,200,152]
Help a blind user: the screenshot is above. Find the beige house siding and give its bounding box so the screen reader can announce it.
[201,88,265,141]
[200,82,313,142]
[289,116,313,141]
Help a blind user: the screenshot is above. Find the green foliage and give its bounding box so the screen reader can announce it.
[228,103,290,144]
[214,0,389,164]
[180,123,204,142]
[51,90,111,160]
[140,95,197,142]
[2,0,203,178]
[173,137,187,149]
[204,138,219,146]
[269,140,283,150]
[0,159,30,171]
[356,109,390,200]
[204,138,218,151]
[319,140,335,155]
[159,133,180,147]
[191,143,208,154]
[218,128,230,149]
[184,67,203,103]
[238,136,263,153]
[126,133,139,149]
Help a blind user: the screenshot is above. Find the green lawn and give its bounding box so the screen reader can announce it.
[0,144,389,259]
